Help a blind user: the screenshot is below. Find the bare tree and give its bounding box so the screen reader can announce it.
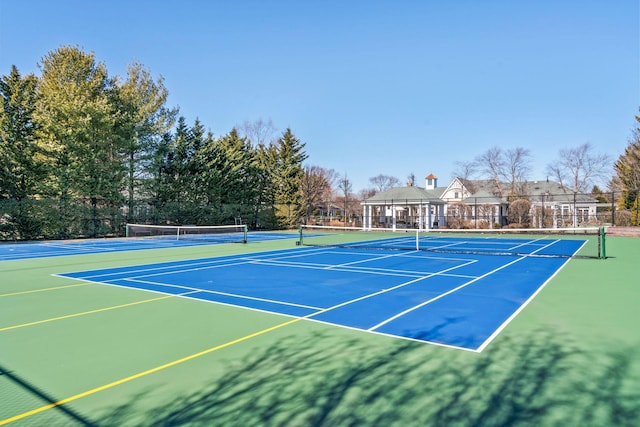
[407,172,416,186]
[369,174,400,192]
[547,142,611,193]
[338,174,353,224]
[474,147,532,196]
[452,160,477,181]
[476,147,506,196]
[358,188,376,200]
[507,199,532,226]
[504,147,532,196]
[301,165,336,223]
[238,118,278,147]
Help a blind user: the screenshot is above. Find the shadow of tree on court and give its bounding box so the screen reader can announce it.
[0,363,99,426]
[97,328,640,427]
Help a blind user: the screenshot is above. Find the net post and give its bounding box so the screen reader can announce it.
[125,224,129,238]
[243,225,248,243]
[415,229,419,251]
[298,225,303,246]
[600,226,606,259]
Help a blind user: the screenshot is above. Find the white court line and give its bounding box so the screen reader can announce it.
[62,258,250,280]
[424,241,469,251]
[251,258,478,279]
[43,242,117,252]
[368,255,530,332]
[249,259,423,278]
[61,247,326,280]
[2,246,107,260]
[303,317,475,353]
[105,247,479,282]
[122,278,323,311]
[506,238,546,251]
[328,250,421,268]
[368,238,564,333]
[475,238,585,351]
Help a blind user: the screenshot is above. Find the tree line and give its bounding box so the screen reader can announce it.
[0,46,336,239]
[2,45,639,240]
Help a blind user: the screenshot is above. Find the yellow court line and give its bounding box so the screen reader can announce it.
[0,283,89,297]
[0,317,301,425]
[0,295,175,332]
[1,272,424,425]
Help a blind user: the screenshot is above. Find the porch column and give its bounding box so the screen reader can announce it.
[392,200,396,231]
[362,205,367,229]
[364,205,372,230]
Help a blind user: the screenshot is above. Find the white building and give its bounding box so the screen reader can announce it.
[361,174,598,229]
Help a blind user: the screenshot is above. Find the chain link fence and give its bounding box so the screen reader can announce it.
[353,190,639,230]
[0,198,278,241]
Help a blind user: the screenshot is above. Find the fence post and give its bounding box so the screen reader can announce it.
[611,191,615,226]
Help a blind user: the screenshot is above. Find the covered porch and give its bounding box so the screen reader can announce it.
[361,198,446,230]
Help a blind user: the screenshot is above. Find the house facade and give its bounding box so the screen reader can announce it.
[361,174,599,229]
[522,180,599,228]
[361,175,446,230]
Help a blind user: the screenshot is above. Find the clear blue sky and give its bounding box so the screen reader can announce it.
[1,0,638,192]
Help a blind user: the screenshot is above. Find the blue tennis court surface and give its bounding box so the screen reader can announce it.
[0,232,298,261]
[56,244,579,351]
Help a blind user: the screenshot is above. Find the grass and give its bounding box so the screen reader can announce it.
[1,236,639,426]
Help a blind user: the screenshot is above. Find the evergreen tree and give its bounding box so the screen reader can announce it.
[35,46,126,237]
[614,117,640,210]
[192,128,255,224]
[272,128,308,228]
[196,131,226,210]
[116,61,176,218]
[217,129,254,204]
[146,131,174,221]
[250,142,277,229]
[0,66,42,238]
[164,116,193,203]
[186,119,210,206]
[0,66,40,200]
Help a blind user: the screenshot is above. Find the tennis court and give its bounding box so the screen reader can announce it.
[2,228,639,425]
[0,230,298,261]
[56,243,579,352]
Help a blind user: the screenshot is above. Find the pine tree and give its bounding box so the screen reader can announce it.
[35,46,126,237]
[0,66,42,238]
[0,66,40,200]
[614,117,640,210]
[115,61,176,218]
[272,128,308,228]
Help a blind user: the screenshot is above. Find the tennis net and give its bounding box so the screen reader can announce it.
[298,225,606,259]
[125,224,248,244]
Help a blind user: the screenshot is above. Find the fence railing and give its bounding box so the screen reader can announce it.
[323,190,640,230]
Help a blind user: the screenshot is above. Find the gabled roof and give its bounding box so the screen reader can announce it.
[462,179,502,196]
[463,189,505,205]
[458,178,597,204]
[524,181,597,203]
[362,178,598,206]
[362,185,445,205]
